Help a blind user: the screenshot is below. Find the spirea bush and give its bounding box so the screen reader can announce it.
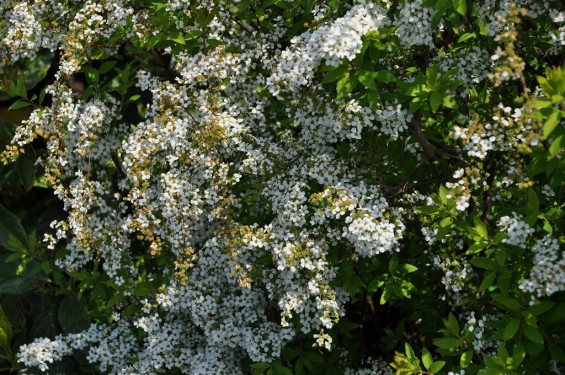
[0,0,563,374]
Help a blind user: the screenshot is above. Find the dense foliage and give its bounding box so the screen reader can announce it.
[0,0,564,374]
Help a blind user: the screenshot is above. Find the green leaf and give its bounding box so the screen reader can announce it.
[542,304,565,323]
[511,342,526,369]
[8,100,33,110]
[452,0,467,15]
[525,301,555,316]
[58,294,90,334]
[422,347,433,370]
[503,318,520,341]
[439,186,448,204]
[470,257,496,270]
[389,255,399,273]
[439,217,452,228]
[250,363,271,370]
[543,110,562,138]
[14,74,27,98]
[0,327,10,354]
[172,32,186,45]
[494,248,507,266]
[359,70,376,90]
[322,65,348,84]
[527,188,539,213]
[409,97,424,113]
[336,72,357,99]
[549,135,563,158]
[98,60,118,74]
[474,218,488,238]
[430,92,443,112]
[442,94,458,108]
[458,33,476,43]
[446,313,459,335]
[466,241,487,254]
[271,361,293,375]
[428,361,445,374]
[478,270,497,292]
[405,342,417,361]
[367,275,385,292]
[548,339,565,363]
[460,350,473,368]
[0,204,28,252]
[126,94,141,103]
[0,305,12,346]
[0,275,39,294]
[523,324,544,344]
[402,264,418,273]
[430,0,450,28]
[492,293,522,312]
[380,282,393,305]
[17,154,36,191]
[373,71,396,83]
[295,357,304,375]
[433,337,459,349]
[399,279,416,298]
[492,231,507,243]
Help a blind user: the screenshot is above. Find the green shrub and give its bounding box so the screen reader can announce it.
[0,0,563,374]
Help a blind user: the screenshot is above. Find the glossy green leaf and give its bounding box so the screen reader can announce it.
[460,350,473,368]
[543,110,562,138]
[525,301,555,316]
[470,257,497,270]
[452,0,467,15]
[322,65,348,84]
[98,60,118,74]
[0,204,28,252]
[523,324,544,344]
[503,318,520,341]
[373,71,396,83]
[549,135,563,158]
[358,70,376,90]
[58,294,90,334]
[478,270,497,292]
[511,342,526,369]
[8,100,33,110]
[446,313,460,336]
[422,347,433,370]
[428,361,446,374]
[430,92,443,112]
[434,337,459,349]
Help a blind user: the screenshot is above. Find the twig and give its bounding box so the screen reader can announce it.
[408,114,438,160]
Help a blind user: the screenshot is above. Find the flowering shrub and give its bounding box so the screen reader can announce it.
[0,0,563,374]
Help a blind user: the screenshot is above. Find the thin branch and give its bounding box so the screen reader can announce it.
[231,16,254,35]
[408,114,438,160]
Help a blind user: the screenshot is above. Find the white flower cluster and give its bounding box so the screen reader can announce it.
[374,101,413,137]
[549,9,565,52]
[18,337,73,372]
[433,47,492,88]
[268,3,389,96]
[453,104,529,159]
[5,0,562,373]
[463,312,498,353]
[1,3,58,63]
[393,0,434,47]
[0,0,133,71]
[445,169,471,212]
[520,235,565,300]
[433,256,472,306]
[497,212,534,248]
[345,357,393,374]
